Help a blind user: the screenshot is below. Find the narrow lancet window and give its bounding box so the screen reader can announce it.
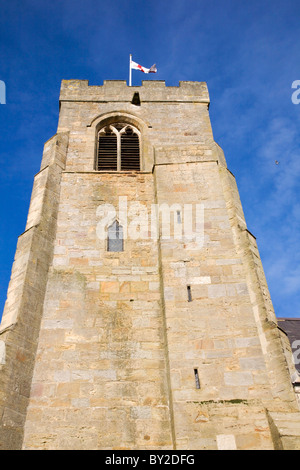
[121,127,140,170]
[98,127,118,171]
[194,369,200,389]
[107,220,124,252]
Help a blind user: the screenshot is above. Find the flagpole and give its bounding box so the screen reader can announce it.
[129,54,132,86]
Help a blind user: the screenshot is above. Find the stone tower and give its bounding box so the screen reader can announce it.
[0,80,299,450]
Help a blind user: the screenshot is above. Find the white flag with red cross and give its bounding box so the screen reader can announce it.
[129,55,157,85]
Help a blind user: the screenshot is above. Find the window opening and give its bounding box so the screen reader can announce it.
[194,369,200,389]
[121,126,140,170]
[131,92,141,106]
[187,285,192,302]
[97,123,140,171]
[97,127,117,171]
[107,220,124,252]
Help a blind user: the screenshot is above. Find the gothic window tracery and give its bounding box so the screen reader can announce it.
[97,123,140,171]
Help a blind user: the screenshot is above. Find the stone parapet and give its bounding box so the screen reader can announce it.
[59,79,210,104]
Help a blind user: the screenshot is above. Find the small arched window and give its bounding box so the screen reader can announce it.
[97,123,140,171]
[107,220,124,252]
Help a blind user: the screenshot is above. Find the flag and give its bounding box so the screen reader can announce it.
[129,55,157,86]
[130,58,157,74]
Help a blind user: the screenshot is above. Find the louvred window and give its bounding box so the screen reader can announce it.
[98,127,117,171]
[97,123,140,171]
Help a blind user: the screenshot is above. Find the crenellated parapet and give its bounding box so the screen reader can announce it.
[59,79,210,104]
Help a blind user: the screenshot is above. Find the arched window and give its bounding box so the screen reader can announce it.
[107,220,124,252]
[97,123,140,171]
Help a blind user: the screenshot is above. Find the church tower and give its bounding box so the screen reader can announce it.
[0,79,299,450]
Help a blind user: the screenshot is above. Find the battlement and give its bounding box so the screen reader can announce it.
[59,79,210,104]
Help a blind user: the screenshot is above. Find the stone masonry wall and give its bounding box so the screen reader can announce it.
[22,172,173,449]
[1,80,300,450]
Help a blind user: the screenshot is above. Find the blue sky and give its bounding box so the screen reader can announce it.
[0,0,300,320]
